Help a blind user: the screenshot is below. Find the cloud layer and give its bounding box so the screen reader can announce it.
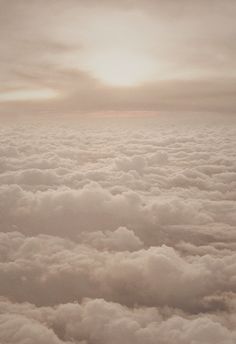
[1,0,236,113]
[0,114,235,343]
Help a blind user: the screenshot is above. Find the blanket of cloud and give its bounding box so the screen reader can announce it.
[0,114,236,343]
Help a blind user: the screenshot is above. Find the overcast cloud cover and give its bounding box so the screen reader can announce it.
[1,0,236,115]
[0,114,235,343]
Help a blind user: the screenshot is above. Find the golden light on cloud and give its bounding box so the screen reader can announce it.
[0,89,59,102]
[84,50,157,87]
[1,1,236,112]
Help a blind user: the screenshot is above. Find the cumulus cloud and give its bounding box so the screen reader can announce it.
[80,227,143,251]
[0,230,235,312]
[0,298,235,344]
[0,115,235,343]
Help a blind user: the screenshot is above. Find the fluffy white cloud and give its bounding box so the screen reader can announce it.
[0,114,235,343]
[0,298,235,344]
[0,313,67,344]
[0,231,235,313]
[80,226,143,251]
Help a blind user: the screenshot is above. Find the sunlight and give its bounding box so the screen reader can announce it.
[0,89,58,102]
[84,50,157,87]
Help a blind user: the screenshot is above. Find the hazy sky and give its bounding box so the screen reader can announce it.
[1,0,236,115]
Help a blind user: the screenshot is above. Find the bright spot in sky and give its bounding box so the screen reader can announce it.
[0,89,58,102]
[81,50,157,87]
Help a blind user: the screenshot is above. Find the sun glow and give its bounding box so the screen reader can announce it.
[82,50,157,87]
[0,89,58,102]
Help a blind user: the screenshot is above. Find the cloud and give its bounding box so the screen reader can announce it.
[1,1,236,342]
[0,298,235,344]
[1,0,236,113]
[0,313,66,344]
[0,118,235,243]
[0,231,235,312]
[0,115,235,343]
[80,227,143,251]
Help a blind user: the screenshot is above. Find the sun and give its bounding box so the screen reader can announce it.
[83,50,156,87]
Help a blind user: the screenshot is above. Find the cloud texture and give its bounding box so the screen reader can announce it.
[1,0,236,113]
[0,114,235,343]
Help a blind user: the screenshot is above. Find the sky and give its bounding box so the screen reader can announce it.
[1,0,236,116]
